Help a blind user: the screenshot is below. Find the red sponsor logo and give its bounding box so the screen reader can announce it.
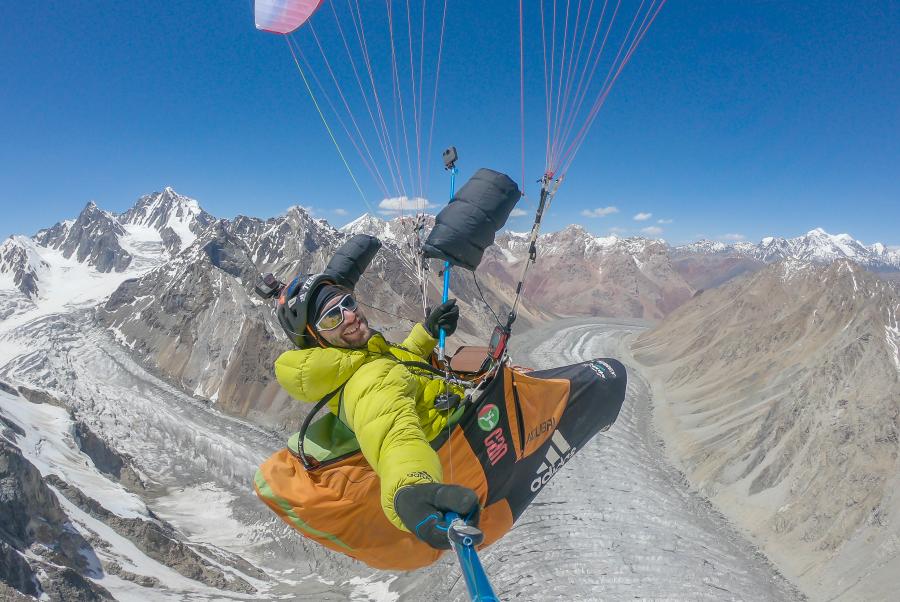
[484,428,508,466]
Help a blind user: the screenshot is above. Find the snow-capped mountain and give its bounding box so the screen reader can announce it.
[340,212,435,247]
[677,228,900,271]
[119,187,216,256]
[0,236,49,299]
[0,189,219,304]
[499,224,663,260]
[228,206,342,270]
[35,201,132,273]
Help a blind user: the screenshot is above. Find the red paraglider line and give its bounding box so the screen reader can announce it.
[539,1,552,171]
[553,0,587,168]
[565,0,600,117]
[558,0,666,176]
[550,0,572,169]
[566,0,652,163]
[556,0,612,152]
[548,0,559,170]
[558,8,643,174]
[554,0,618,167]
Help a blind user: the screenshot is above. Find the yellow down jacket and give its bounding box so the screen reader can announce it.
[273,323,461,531]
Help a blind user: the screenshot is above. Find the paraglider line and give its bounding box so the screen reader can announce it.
[559,0,666,175]
[556,0,634,169]
[424,0,449,196]
[405,0,425,197]
[300,31,389,199]
[553,0,617,163]
[417,0,427,197]
[548,0,559,167]
[285,36,374,214]
[307,23,391,197]
[552,0,590,167]
[385,0,416,201]
[539,1,552,170]
[519,0,526,192]
[550,0,572,169]
[327,1,404,195]
[354,293,418,325]
[473,272,503,328]
[347,0,409,197]
[554,0,619,168]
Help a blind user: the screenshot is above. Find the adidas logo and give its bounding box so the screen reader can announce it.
[529,430,577,493]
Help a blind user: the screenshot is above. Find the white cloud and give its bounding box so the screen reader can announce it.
[509,208,529,218]
[333,208,348,216]
[641,226,663,236]
[378,196,434,215]
[608,227,628,235]
[633,212,652,221]
[718,233,746,241]
[580,206,619,218]
[657,218,673,224]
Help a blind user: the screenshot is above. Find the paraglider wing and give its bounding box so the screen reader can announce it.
[324,234,382,289]
[254,0,324,34]
[423,169,521,271]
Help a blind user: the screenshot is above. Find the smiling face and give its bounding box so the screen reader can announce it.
[316,293,372,348]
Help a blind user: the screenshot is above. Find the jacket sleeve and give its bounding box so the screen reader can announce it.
[400,322,438,359]
[274,348,362,404]
[343,360,443,531]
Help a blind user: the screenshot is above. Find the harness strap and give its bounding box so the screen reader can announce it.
[295,386,344,470]
[396,359,449,378]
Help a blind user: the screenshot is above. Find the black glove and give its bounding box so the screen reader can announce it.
[394,483,480,550]
[424,299,459,338]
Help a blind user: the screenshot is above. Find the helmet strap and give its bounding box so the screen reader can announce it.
[306,324,328,348]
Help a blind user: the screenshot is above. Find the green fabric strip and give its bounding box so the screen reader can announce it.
[254,468,353,551]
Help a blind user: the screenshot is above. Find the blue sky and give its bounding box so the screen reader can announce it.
[2,1,897,247]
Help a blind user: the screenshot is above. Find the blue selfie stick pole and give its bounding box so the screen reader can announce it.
[438,165,458,361]
[445,512,499,602]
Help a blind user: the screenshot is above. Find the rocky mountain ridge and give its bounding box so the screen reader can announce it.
[3,190,898,428]
[632,259,900,600]
[4,189,897,304]
[4,189,898,433]
[2,187,898,600]
[1,189,213,301]
[0,236,47,299]
[676,227,900,271]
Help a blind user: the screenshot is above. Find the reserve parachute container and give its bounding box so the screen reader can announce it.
[422,169,521,272]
